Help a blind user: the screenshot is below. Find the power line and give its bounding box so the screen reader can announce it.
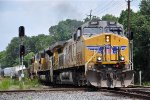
[96,1,125,16]
[100,2,126,16]
[92,0,114,14]
[94,0,115,14]
[81,0,130,20]
[81,0,114,19]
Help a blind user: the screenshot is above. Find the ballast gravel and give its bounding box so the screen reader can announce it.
[0,91,136,100]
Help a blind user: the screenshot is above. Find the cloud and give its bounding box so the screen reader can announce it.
[53,1,79,19]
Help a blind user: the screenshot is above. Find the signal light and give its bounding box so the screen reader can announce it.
[19,26,25,37]
[20,45,25,56]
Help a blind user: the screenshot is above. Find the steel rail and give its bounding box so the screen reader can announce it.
[98,88,150,100]
[0,88,86,93]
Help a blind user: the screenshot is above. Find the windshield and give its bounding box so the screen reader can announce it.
[83,27,103,35]
[105,27,123,35]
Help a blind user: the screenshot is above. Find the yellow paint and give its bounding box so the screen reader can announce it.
[53,50,58,70]
[84,33,129,65]
[33,60,39,72]
[41,58,46,70]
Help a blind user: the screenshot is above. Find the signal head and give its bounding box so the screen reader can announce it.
[20,45,25,56]
[19,26,25,37]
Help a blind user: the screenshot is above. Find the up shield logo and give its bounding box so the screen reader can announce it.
[86,45,127,54]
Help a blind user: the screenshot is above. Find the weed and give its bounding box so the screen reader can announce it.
[0,77,40,90]
[28,96,32,100]
[143,82,150,86]
[0,78,10,90]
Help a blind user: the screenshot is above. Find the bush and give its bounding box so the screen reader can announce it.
[0,77,40,90]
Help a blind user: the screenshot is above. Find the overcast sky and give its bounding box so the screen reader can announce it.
[0,0,140,51]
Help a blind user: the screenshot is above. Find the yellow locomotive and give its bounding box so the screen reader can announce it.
[31,20,134,87]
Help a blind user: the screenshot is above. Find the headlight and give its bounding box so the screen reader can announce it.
[105,35,110,42]
[88,65,92,68]
[97,57,102,61]
[120,56,125,61]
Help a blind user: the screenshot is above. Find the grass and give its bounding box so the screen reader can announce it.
[0,77,40,90]
[23,78,40,89]
[142,82,150,86]
[0,78,10,90]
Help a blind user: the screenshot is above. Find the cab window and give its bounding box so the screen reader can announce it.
[83,27,103,36]
[105,27,123,35]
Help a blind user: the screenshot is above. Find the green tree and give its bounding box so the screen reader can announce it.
[0,51,6,68]
[49,19,83,41]
[4,37,20,67]
[102,14,118,22]
[118,1,150,82]
[24,52,34,67]
[118,9,137,31]
[140,0,150,20]
[84,17,90,22]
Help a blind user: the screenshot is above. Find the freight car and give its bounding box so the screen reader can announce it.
[31,20,134,88]
[3,66,26,77]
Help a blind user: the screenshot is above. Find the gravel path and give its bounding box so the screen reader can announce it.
[0,91,138,100]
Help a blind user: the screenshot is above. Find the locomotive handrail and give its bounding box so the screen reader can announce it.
[85,48,99,75]
[129,60,133,70]
[49,58,53,82]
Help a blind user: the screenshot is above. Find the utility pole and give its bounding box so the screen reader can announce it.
[127,0,131,34]
[126,0,134,84]
[126,0,133,68]
[87,10,92,20]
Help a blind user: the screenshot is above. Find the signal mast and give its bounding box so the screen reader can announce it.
[19,26,25,80]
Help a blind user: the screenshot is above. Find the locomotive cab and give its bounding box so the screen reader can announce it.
[73,21,124,39]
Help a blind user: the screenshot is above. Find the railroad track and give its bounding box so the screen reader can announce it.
[97,87,150,100]
[0,87,86,93]
[0,86,149,99]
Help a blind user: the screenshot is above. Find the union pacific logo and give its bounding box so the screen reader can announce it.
[86,45,127,54]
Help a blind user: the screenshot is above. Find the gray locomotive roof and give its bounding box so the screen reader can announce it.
[80,20,123,29]
[45,41,66,52]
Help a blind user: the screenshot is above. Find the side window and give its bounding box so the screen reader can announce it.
[74,27,81,41]
[77,28,81,40]
[77,29,81,37]
[104,27,123,35]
